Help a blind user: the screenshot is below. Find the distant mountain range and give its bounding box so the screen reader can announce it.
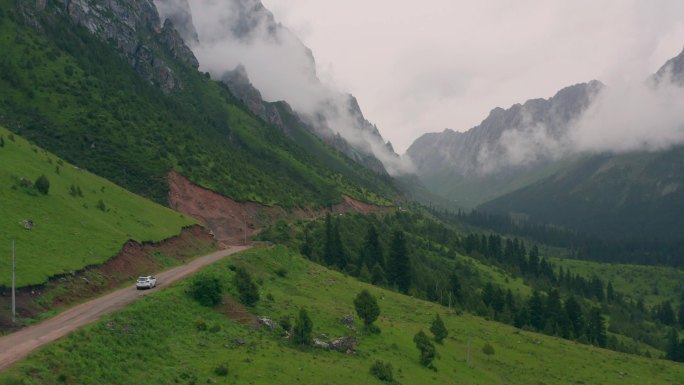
[407,46,684,243]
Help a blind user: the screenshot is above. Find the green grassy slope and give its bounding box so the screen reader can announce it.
[553,257,684,308]
[2,247,681,385]
[480,151,684,243]
[0,126,195,287]
[0,1,395,208]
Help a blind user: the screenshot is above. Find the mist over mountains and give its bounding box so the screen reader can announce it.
[154,0,413,175]
[409,47,684,179]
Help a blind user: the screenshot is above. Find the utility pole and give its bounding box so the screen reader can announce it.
[12,239,16,324]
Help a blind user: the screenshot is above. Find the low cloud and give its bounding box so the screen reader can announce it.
[477,71,684,174]
[160,0,414,175]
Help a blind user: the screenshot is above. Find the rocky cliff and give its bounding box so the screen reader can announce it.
[19,0,198,94]
[155,0,402,175]
[408,81,603,178]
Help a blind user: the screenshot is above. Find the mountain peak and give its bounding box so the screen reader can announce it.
[654,45,684,85]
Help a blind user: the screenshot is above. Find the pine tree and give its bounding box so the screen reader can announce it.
[387,229,411,293]
[34,174,50,195]
[665,328,682,362]
[361,224,384,269]
[300,227,313,260]
[656,301,676,326]
[323,214,335,266]
[544,289,563,335]
[413,330,436,367]
[233,266,259,306]
[586,307,607,347]
[293,308,313,346]
[430,313,448,344]
[354,289,380,330]
[528,245,540,276]
[606,281,615,303]
[448,273,462,305]
[331,218,347,269]
[528,291,545,331]
[565,296,584,339]
[370,263,387,286]
[678,300,684,329]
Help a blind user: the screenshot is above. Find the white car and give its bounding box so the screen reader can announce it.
[136,276,157,290]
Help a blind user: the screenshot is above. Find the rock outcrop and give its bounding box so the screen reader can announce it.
[18,0,198,94]
[408,81,603,177]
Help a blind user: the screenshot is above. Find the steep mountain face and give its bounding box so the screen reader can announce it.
[0,0,396,207]
[19,0,198,93]
[219,65,389,175]
[407,81,602,207]
[154,0,405,175]
[654,46,684,85]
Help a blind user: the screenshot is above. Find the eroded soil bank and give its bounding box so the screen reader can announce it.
[0,225,217,332]
[167,171,392,246]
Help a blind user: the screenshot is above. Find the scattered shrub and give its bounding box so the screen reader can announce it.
[354,289,380,331]
[209,324,221,333]
[369,360,394,383]
[482,343,495,357]
[34,174,50,195]
[275,268,287,277]
[279,316,292,332]
[214,364,229,377]
[234,266,259,306]
[96,199,106,212]
[190,275,223,307]
[194,317,207,331]
[430,314,448,344]
[293,308,313,346]
[413,330,436,367]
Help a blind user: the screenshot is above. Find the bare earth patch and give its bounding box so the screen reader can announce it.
[167,171,391,246]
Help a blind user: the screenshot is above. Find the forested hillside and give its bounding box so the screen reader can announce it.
[0,0,396,208]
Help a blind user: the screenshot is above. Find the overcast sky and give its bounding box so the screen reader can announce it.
[260,0,684,153]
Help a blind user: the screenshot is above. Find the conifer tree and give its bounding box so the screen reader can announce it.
[387,229,411,293]
[293,308,313,346]
[586,307,607,347]
[370,263,387,286]
[528,245,540,276]
[360,224,384,269]
[606,281,615,303]
[528,291,545,331]
[413,330,436,367]
[234,266,259,306]
[430,313,448,344]
[332,218,347,269]
[565,296,584,339]
[323,214,334,266]
[300,227,313,260]
[354,289,380,330]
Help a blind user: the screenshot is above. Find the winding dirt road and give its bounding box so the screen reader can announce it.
[0,245,250,372]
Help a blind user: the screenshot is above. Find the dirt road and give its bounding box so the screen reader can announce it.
[0,245,250,372]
